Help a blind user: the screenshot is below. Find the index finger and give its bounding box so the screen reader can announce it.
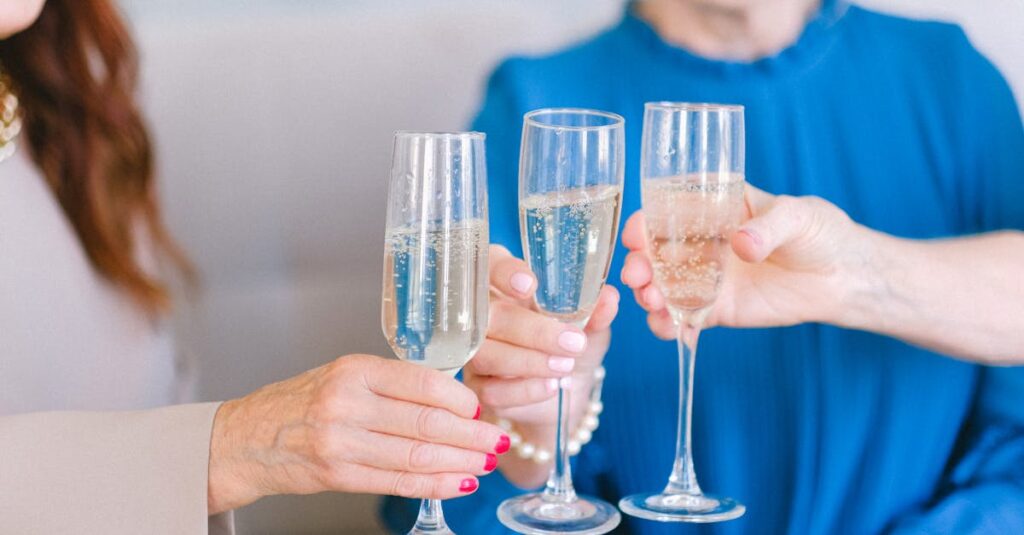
[743,183,775,219]
[621,211,648,251]
[364,358,479,420]
[488,244,536,301]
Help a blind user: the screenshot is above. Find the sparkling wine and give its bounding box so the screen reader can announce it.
[520,185,622,324]
[642,174,744,312]
[382,220,488,372]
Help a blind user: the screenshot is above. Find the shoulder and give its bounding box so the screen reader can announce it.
[842,5,1016,110]
[843,5,998,77]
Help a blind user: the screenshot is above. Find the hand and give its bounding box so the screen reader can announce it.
[462,245,619,487]
[621,185,867,338]
[206,354,509,513]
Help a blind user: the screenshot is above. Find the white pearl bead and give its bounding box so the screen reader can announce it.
[567,440,582,456]
[594,366,606,380]
[583,415,599,431]
[535,449,552,463]
[519,443,536,459]
[509,432,522,446]
[577,429,592,443]
[497,418,512,431]
[589,401,604,415]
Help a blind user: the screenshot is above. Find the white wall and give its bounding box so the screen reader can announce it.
[121,1,1023,533]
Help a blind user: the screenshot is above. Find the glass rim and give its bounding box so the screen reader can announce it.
[644,101,744,112]
[523,107,624,131]
[393,130,485,140]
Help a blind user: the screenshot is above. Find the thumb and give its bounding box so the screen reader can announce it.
[732,194,816,263]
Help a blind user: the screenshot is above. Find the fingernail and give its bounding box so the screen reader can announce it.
[473,405,481,420]
[740,228,762,247]
[644,286,662,307]
[546,378,559,392]
[459,478,479,493]
[557,331,587,353]
[510,272,534,294]
[559,376,573,389]
[548,356,575,373]
[495,435,511,454]
[484,453,498,471]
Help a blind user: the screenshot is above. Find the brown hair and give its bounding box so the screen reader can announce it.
[0,0,190,313]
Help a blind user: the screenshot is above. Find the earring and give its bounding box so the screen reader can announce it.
[0,71,23,163]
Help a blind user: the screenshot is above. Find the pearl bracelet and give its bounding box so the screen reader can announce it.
[495,366,606,463]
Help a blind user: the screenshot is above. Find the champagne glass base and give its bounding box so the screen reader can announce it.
[408,528,454,535]
[497,493,621,535]
[618,492,745,523]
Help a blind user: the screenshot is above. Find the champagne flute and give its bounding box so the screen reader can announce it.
[382,131,489,534]
[497,108,624,535]
[618,102,746,522]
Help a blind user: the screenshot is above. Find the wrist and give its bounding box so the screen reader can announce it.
[829,222,898,332]
[208,398,265,515]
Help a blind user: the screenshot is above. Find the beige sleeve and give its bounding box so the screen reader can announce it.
[0,402,235,535]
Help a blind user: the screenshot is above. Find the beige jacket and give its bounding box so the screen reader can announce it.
[0,404,233,534]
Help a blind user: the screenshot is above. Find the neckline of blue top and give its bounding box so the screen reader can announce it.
[619,0,851,78]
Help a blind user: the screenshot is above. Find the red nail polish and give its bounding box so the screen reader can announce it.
[495,434,511,454]
[473,405,481,420]
[484,453,498,472]
[459,478,478,493]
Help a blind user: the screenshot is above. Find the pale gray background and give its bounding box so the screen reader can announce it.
[119,1,1023,533]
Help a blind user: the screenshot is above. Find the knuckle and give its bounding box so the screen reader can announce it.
[407,442,437,471]
[467,344,495,375]
[416,368,444,401]
[391,472,424,498]
[416,406,451,440]
[775,194,798,207]
[470,422,493,449]
[319,464,350,491]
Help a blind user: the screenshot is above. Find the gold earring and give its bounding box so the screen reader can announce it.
[0,71,23,164]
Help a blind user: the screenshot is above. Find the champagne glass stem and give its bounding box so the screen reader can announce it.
[410,499,449,534]
[542,382,577,502]
[665,320,703,496]
[410,365,463,534]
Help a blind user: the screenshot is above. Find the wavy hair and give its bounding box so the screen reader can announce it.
[0,0,190,313]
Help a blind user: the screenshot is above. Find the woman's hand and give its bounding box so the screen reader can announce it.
[206,354,509,514]
[462,245,620,488]
[620,185,869,338]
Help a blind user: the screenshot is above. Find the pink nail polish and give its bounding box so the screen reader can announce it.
[495,435,511,454]
[557,331,587,353]
[484,453,498,471]
[459,478,478,493]
[473,405,481,420]
[510,272,534,294]
[548,356,575,373]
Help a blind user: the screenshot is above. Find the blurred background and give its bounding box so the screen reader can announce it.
[117,1,1024,533]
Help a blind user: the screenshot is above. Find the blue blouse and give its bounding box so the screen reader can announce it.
[383,2,1024,533]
